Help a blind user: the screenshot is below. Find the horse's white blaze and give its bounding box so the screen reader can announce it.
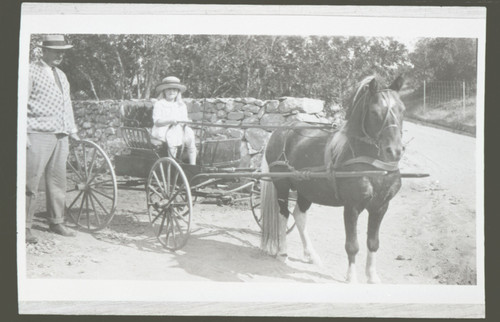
[366,251,381,284]
[292,204,322,266]
[381,91,395,109]
[387,95,395,109]
[382,97,388,108]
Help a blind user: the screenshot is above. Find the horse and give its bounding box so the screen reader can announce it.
[260,75,406,284]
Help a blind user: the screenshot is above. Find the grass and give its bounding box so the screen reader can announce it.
[402,95,477,136]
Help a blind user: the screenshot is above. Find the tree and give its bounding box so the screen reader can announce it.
[409,38,477,83]
[28,33,411,104]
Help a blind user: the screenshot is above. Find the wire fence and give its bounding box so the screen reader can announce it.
[401,81,476,114]
[423,81,476,108]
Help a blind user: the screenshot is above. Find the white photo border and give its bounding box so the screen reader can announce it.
[17,3,486,314]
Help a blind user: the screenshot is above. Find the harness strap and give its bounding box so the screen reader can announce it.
[268,160,295,172]
[268,129,293,170]
[341,156,399,171]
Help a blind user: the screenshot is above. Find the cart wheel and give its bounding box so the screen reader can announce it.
[250,181,295,234]
[146,157,193,251]
[66,139,117,231]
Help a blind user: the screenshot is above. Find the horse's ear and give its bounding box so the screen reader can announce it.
[389,75,405,92]
[369,78,380,93]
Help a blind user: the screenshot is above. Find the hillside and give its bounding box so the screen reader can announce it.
[401,92,477,136]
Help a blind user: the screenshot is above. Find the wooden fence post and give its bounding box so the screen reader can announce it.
[462,81,466,117]
[423,80,426,113]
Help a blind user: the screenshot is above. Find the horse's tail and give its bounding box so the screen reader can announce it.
[260,152,281,256]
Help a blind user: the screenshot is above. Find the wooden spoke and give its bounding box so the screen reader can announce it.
[166,162,171,196]
[86,146,98,178]
[172,211,188,230]
[88,193,102,227]
[87,178,116,188]
[147,157,192,251]
[151,207,166,225]
[152,170,165,195]
[67,160,84,182]
[75,191,87,225]
[82,143,89,178]
[160,162,168,196]
[158,211,168,238]
[66,190,84,210]
[72,147,84,175]
[66,140,117,231]
[89,186,115,201]
[85,193,90,230]
[148,185,164,200]
[88,189,111,217]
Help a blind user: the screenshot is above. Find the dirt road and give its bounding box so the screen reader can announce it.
[21,122,476,292]
[24,121,478,286]
[20,120,481,317]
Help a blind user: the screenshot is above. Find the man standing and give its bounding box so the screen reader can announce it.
[26,35,79,244]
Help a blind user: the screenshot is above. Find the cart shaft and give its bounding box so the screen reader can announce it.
[192,170,388,181]
[192,170,429,181]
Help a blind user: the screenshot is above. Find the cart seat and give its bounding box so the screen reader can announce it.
[121,127,160,153]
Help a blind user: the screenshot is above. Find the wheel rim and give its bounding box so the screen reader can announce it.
[147,157,192,250]
[66,140,117,231]
[250,181,296,234]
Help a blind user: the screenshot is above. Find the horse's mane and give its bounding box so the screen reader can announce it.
[344,75,376,120]
[324,76,375,169]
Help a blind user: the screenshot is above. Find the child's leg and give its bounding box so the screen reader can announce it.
[168,146,178,159]
[183,127,197,165]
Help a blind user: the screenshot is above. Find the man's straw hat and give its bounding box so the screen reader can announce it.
[38,35,73,50]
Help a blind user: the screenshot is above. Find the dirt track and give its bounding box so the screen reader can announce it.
[25,121,477,286]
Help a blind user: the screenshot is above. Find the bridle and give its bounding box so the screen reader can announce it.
[351,87,402,155]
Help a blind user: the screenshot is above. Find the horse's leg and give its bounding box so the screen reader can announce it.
[344,205,362,283]
[292,195,322,266]
[365,203,389,284]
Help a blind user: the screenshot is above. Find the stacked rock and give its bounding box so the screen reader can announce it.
[183,97,330,168]
[72,97,336,168]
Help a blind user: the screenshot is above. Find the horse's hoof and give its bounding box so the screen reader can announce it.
[345,276,359,284]
[367,275,382,284]
[277,253,288,263]
[311,257,324,268]
[304,252,323,267]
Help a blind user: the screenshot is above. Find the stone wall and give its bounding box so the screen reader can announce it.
[72,97,338,169]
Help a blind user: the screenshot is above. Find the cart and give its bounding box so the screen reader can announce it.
[65,103,284,250]
[65,103,427,251]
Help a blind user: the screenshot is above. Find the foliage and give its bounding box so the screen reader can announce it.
[409,38,477,85]
[29,34,415,106]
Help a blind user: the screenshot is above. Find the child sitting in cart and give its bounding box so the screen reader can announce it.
[151,76,197,165]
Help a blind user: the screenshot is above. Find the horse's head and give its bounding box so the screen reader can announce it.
[346,76,406,162]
